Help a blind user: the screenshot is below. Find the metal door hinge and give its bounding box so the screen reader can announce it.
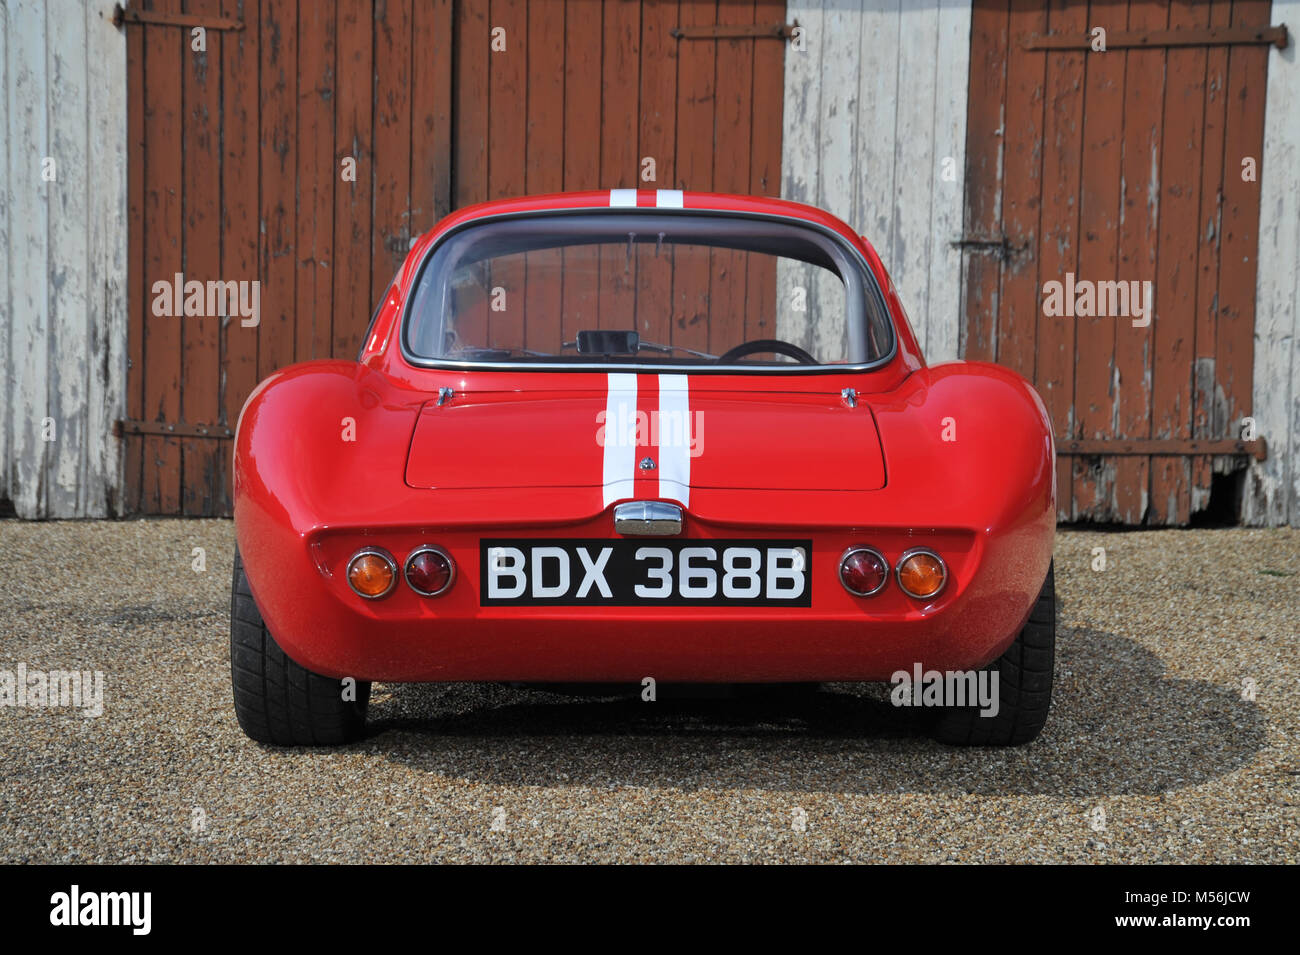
[1059,438,1267,461]
[114,419,234,439]
[671,24,795,40]
[951,234,1028,261]
[112,4,245,32]
[1022,25,1287,51]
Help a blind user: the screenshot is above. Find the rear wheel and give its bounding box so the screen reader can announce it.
[230,550,370,745]
[929,561,1055,746]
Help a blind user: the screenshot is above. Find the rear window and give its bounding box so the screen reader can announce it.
[402,212,893,368]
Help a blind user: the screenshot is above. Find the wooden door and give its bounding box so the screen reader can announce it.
[962,0,1274,524]
[125,0,787,515]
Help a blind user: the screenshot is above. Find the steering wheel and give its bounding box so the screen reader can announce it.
[716,338,818,365]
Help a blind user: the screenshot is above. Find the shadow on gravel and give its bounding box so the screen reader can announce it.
[366,627,1267,796]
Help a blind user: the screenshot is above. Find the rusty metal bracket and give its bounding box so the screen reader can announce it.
[114,419,234,440]
[112,3,245,31]
[671,24,795,40]
[1059,438,1267,461]
[1023,24,1288,51]
[951,234,1028,262]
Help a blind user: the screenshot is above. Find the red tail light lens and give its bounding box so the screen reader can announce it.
[405,547,455,597]
[839,547,889,597]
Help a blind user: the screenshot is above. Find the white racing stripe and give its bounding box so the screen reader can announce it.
[656,189,684,209]
[609,189,638,208]
[657,375,691,506]
[602,373,638,506]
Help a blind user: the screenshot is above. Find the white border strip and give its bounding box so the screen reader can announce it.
[602,373,638,506]
[609,189,638,208]
[655,189,684,209]
[657,375,691,506]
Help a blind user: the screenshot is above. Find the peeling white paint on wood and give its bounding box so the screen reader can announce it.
[2,0,126,518]
[1246,0,1300,528]
[777,0,824,351]
[0,2,10,508]
[781,0,971,365]
[85,0,128,519]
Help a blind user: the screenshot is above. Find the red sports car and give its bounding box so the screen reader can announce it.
[230,189,1056,747]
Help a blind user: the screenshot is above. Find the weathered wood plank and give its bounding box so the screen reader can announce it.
[1111,0,1168,524]
[670,0,714,354]
[1070,0,1128,520]
[1217,0,1270,517]
[372,0,412,309]
[454,0,488,209]
[125,0,148,513]
[597,0,638,339]
[86,0,129,517]
[257,0,297,381]
[635,0,677,345]
[1036,0,1084,523]
[332,0,373,358]
[219,0,260,514]
[486,0,525,347]
[411,0,453,234]
[1148,0,1210,525]
[1190,0,1232,517]
[708,0,754,355]
[747,0,785,342]
[0,2,10,507]
[777,0,823,351]
[811,0,859,362]
[961,0,1008,363]
[925,0,970,364]
[995,0,1046,382]
[141,0,184,514]
[892,0,940,363]
[561,0,603,341]
[1247,0,1300,525]
[181,0,224,515]
[47,3,91,516]
[294,0,336,362]
[8,0,51,518]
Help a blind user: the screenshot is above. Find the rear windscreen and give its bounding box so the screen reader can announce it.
[402,212,894,368]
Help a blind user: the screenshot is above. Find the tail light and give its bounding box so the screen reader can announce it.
[896,548,947,599]
[405,546,455,596]
[839,547,889,596]
[347,548,398,599]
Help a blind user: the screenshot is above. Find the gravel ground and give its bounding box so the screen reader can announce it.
[1,519,1296,863]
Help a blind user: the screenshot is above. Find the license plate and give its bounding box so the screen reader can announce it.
[479,539,812,606]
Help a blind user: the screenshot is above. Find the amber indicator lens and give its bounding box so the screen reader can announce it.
[347,550,396,598]
[897,551,946,599]
[840,549,888,596]
[406,548,454,596]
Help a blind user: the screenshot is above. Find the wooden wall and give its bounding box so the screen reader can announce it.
[963,0,1273,526]
[6,0,1300,526]
[1247,0,1300,525]
[124,0,787,515]
[779,0,971,364]
[1,0,128,519]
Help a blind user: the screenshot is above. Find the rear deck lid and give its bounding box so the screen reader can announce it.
[405,382,886,493]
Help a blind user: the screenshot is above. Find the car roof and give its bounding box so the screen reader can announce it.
[403,190,886,285]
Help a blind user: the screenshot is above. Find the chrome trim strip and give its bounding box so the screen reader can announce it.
[346,546,399,599]
[895,547,948,599]
[404,545,457,597]
[838,546,889,597]
[613,501,684,536]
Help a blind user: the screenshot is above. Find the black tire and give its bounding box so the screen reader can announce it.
[929,561,1055,746]
[230,549,370,745]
